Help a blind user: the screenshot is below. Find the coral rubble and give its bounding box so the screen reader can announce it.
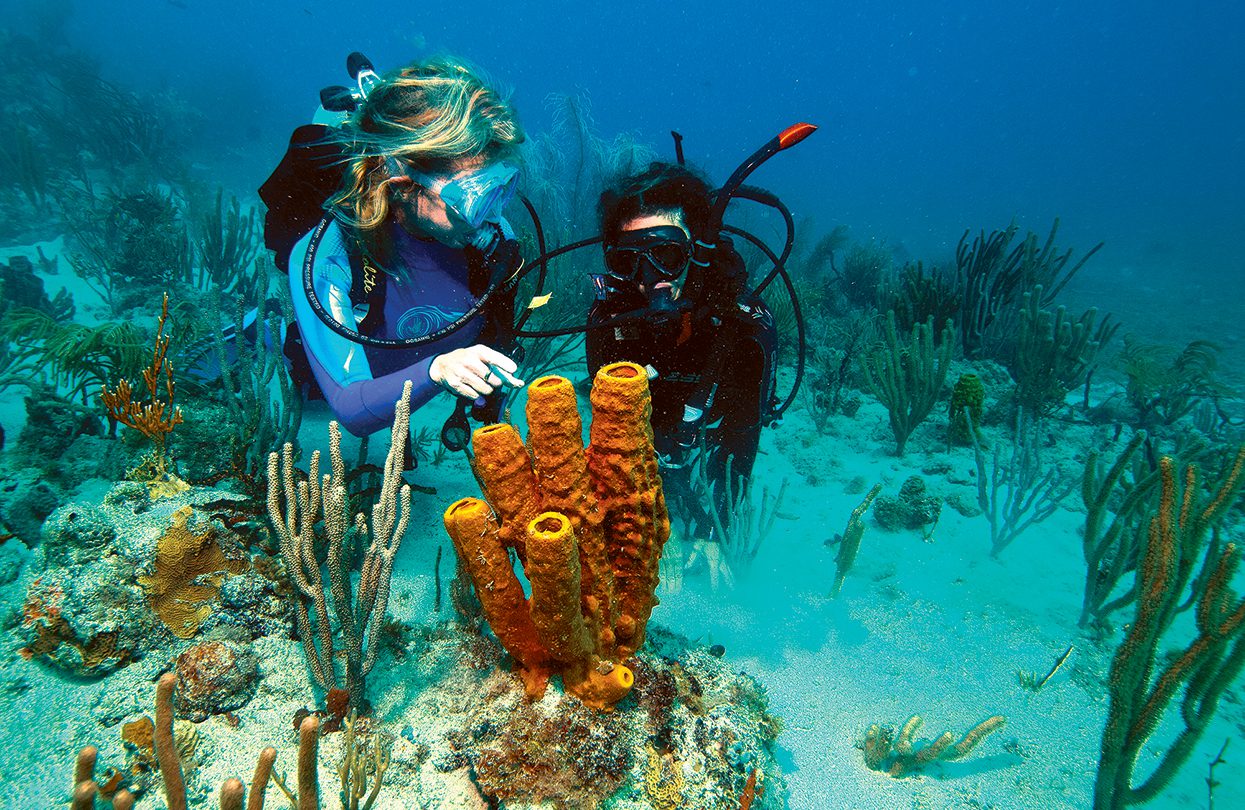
[400,623,787,808]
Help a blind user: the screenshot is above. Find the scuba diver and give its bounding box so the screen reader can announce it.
[260,56,527,438]
[261,51,814,470]
[587,162,777,554]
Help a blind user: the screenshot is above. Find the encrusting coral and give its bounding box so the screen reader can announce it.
[444,361,670,709]
[138,506,246,639]
[644,744,685,809]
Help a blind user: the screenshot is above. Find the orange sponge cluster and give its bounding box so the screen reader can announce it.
[443,362,670,709]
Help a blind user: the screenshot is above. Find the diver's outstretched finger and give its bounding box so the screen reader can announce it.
[490,364,525,388]
[477,347,524,386]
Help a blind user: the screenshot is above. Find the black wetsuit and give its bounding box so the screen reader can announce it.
[586,287,778,538]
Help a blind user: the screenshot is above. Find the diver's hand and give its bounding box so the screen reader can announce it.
[429,345,525,400]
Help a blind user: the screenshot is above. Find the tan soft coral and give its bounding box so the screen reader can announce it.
[444,362,670,709]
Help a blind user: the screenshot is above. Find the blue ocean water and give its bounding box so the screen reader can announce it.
[34,0,1245,278]
[0,1,1243,808]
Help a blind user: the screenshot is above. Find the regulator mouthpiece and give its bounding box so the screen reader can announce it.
[646,284,680,314]
[467,222,504,255]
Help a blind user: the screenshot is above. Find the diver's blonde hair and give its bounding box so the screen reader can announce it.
[330,58,523,232]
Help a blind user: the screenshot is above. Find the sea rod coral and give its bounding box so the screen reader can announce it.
[69,672,322,809]
[267,381,413,712]
[1093,448,1245,810]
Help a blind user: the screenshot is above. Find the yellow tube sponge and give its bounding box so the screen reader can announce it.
[443,497,551,697]
[525,512,593,664]
[526,374,616,653]
[563,660,635,711]
[471,424,542,558]
[588,362,671,657]
[445,363,669,708]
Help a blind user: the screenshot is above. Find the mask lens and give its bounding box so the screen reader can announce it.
[416,163,519,230]
[460,176,517,226]
[648,243,691,277]
[477,180,516,222]
[445,187,488,229]
[603,226,691,286]
[604,248,643,281]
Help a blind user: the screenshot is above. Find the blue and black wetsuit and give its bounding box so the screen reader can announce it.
[288,219,495,436]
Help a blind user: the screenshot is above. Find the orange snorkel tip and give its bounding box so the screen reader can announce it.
[778,122,818,150]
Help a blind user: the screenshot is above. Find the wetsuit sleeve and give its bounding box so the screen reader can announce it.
[305,350,440,437]
[288,228,443,436]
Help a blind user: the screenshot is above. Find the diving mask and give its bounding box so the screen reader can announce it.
[408,162,521,231]
[602,225,693,287]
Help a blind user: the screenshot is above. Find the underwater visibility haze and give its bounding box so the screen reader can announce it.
[0,1,1242,808]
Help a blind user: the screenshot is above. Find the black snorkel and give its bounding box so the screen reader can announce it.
[671,130,686,166]
[683,123,816,307]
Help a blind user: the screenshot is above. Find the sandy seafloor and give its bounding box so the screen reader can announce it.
[0,238,1243,809]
